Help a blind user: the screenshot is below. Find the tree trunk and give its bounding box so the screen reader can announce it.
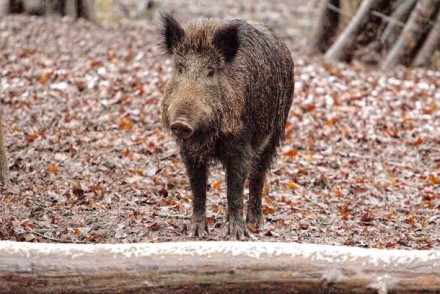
[381,0,440,70]
[324,0,382,61]
[23,0,43,15]
[309,0,340,53]
[79,0,96,22]
[1,241,440,293]
[4,0,95,21]
[413,9,440,67]
[64,0,78,18]
[0,0,8,17]
[43,0,64,15]
[0,109,7,184]
[337,0,363,34]
[380,0,417,49]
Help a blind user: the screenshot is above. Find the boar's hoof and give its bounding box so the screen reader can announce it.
[190,217,209,237]
[246,210,264,229]
[227,214,248,240]
[170,121,194,139]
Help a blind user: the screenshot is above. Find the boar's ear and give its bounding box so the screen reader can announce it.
[213,23,240,63]
[160,12,185,54]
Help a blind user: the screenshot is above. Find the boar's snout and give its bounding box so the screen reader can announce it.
[170,120,194,139]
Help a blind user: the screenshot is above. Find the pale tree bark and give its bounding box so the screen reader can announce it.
[1,241,440,293]
[381,0,440,70]
[337,0,363,34]
[23,0,43,14]
[64,0,95,21]
[309,0,340,53]
[64,0,77,18]
[0,109,7,184]
[0,0,8,17]
[43,0,65,15]
[380,0,417,48]
[324,0,383,61]
[413,9,440,67]
[79,0,96,22]
[1,0,95,21]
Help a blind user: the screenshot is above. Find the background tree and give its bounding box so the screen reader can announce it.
[311,0,440,69]
[0,0,95,21]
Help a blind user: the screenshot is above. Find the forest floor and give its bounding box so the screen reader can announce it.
[0,1,439,249]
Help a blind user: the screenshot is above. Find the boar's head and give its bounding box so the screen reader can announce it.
[160,13,243,143]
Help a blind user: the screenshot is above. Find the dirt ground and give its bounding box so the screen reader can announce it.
[0,1,439,249]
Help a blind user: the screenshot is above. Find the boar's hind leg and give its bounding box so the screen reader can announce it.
[185,159,209,237]
[226,157,249,239]
[247,171,265,229]
[247,143,276,229]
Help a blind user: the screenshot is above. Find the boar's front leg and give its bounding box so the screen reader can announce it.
[226,157,249,239]
[184,158,209,237]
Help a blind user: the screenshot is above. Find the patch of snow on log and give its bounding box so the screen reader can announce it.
[1,241,439,267]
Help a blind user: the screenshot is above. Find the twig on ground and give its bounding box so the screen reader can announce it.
[155,212,190,219]
[32,231,85,244]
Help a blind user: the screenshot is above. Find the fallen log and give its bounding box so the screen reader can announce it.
[380,0,417,49]
[412,8,440,67]
[381,0,440,70]
[1,241,439,293]
[324,0,382,62]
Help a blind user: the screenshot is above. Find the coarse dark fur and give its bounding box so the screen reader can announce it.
[160,13,294,239]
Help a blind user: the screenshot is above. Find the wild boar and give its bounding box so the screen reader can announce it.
[160,13,294,239]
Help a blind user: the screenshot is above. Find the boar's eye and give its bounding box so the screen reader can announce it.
[176,64,184,74]
[206,67,215,77]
